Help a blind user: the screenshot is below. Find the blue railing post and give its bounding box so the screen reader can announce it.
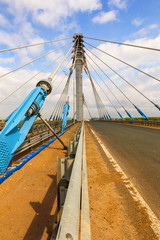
[61,101,70,132]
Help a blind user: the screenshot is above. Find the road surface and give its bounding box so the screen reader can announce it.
[89,121,160,219]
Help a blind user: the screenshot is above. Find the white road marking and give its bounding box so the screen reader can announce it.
[90,128,160,239]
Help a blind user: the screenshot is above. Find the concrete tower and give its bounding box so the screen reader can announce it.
[73,34,85,121]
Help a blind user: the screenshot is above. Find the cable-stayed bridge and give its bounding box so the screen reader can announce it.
[0,34,160,240]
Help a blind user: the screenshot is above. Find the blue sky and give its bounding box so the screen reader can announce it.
[0,0,160,118]
[0,0,160,42]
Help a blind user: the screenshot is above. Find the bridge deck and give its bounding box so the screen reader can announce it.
[86,123,159,239]
[0,122,160,240]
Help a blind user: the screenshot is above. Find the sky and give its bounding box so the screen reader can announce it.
[0,0,160,119]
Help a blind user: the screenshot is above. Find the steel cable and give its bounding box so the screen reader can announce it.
[85,54,135,118]
[40,58,72,115]
[48,37,78,80]
[84,41,160,83]
[86,60,121,117]
[0,41,72,80]
[0,54,64,104]
[85,47,158,107]
[84,36,160,52]
[85,67,109,118]
[0,37,72,53]
[86,57,125,110]
[85,50,134,106]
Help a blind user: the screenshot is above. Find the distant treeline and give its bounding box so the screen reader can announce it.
[0,117,160,122]
[113,117,160,121]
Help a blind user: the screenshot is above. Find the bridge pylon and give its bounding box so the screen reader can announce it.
[73,34,86,121]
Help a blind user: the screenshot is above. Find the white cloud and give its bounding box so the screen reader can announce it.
[1,0,101,28]
[68,0,102,11]
[92,10,117,24]
[0,22,48,64]
[108,0,127,9]
[0,30,16,48]
[134,28,149,38]
[1,37,160,120]
[84,35,160,117]
[0,0,101,69]
[132,18,144,27]
[0,57,14,64]
[0,0,159,119]
[46,51,64,64]
[0,13,9,26]
[0,66,70,118]
[134,24,159,38]
[149,24,158,30]
[86,35,160,72]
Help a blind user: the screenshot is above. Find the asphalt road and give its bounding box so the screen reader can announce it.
[89,121,160,219]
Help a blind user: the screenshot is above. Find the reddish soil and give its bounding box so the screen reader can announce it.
[0,124,79,240]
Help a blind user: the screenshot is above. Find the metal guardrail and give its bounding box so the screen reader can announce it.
[0,120,74,132]
[51,122,91,240]
[99,120,160,127]
[81,127,91,240]
[14,120,74,156]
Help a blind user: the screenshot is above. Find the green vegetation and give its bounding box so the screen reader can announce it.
[113,117,160,121]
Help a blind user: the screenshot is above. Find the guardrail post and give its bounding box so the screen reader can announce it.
[51,122,91,240]
[57,157,74,222]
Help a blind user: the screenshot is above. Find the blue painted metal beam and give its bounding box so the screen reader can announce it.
[61,101,70,132]
[117,111,124,120]
[134,105,149,120]
[125,109,134,121]
[0,79,52,174]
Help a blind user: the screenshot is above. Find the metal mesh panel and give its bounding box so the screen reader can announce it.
[0,141,10,174]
